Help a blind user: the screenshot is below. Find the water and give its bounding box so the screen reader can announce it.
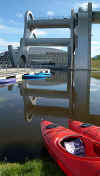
[0,70,100,162]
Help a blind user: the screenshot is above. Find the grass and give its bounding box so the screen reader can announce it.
[91,58,100,79]
[91,71,100,79]
[91,59,100,71]
[0,159,65,176]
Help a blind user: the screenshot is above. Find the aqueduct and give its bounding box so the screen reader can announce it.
[18,2,100,70]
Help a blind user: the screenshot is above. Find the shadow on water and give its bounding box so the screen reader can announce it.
[0,70,100,164]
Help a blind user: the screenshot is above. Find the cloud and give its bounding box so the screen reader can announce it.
[91,40,100,56]
[0,17,4,23]
[0,25,6,30]
[92,41,100,45]
[0,38,19,48]
[9,20,22,26]
[0,24,47,36]
[92,3,100,9]
[0,24,23,35]
[75,2,100,10]
[91,46,100,57]
[16,12,23,18]
[9,20,17,25]
[0,38,19,53]
[47,11,54,17]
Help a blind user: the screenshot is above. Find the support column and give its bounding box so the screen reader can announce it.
[70,9,75,69]
[74,3,92,70]
[72,71,90,120]
[26,46,31,67]
[67,45,71,67]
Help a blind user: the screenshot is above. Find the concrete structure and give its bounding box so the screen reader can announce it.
[0,51,11,68]
[18,2,100,70]
[8,45,19,67]
[19,47,68,68]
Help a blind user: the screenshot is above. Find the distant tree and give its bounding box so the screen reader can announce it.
[92,55,100,60]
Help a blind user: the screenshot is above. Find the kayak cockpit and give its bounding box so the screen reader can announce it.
[60,136,85,156]
[58,135,100,158]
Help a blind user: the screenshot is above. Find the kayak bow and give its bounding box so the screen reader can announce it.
[68,119,100,144]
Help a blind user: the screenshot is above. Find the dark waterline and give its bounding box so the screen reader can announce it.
[0,70,100,162]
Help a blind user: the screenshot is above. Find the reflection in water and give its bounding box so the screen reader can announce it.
[0,71,100,162]
[21,71,100,125]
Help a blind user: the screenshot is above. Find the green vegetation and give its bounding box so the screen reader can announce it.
[92,55,100,71]
[91,71,100,79]
[0,159,65,176]
[91,56,100,79]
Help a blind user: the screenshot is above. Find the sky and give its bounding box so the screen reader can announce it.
[0,0,100,56]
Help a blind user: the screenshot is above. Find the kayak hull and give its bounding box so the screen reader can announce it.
[41,120,100,176]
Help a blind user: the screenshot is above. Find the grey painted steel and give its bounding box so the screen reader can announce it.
[30,18,71,28]
[18,2,100,70]
[67,45,71,66]
[73,71,90,119]
[24,11,34,39]
[24,38,71,46]
[88,3,92,70]
[70,9,75,69]
[74,3,92,70]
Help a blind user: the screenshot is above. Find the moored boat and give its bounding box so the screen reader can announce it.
[0,78,16,84]
[41,120,100,176]
[22,72,51,79]
[68,119,100,143]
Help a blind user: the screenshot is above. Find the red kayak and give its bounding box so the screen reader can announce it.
[40,120,100,176]
[68,119,100,144]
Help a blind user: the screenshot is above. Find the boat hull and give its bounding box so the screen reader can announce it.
[41,120,100,176]
[22,73,51,79]
[0,78,16,84]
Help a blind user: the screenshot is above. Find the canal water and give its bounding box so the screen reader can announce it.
[0,70,100,162]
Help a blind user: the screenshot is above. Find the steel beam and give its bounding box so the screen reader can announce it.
[24,38,71,46]
[29,18,71,29]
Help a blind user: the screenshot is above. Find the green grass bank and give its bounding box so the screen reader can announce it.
[91,56,100,79]
[0,159,65,176]
[92,55,100,71]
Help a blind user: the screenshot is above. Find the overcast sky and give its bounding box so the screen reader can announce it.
[0,0,100,56]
